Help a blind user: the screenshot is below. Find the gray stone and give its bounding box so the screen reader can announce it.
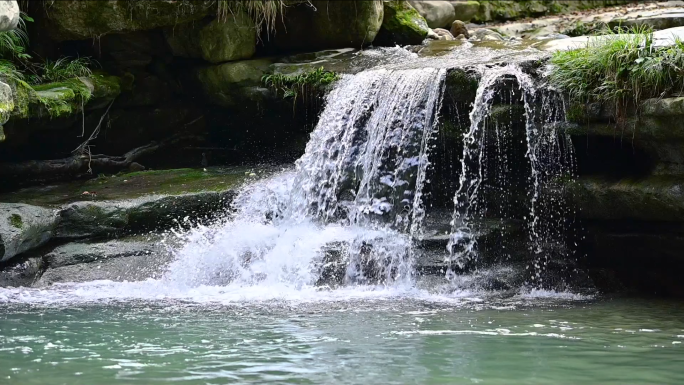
[0,256,43,287]
[0,0,19,32]
[470,28,504,41]
[165,11,256,64]
[45,238,160,268]
[35,252,172,287]
[0,203,57,262]
[433,28,455,41]
[449,20,469,39]
[54,190,235,239]
[409,1,457,29]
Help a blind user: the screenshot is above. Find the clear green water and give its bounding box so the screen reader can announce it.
[1,297,683,385]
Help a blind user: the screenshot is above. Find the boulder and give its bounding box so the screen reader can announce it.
[0,0,19,32]
[54,190,235,239]
[0,203,57,262]
[36,252,172,287]
[44,238,161,268]
[449,1,480,23]
[374,1,429,46]
[450,20,469,39]
[165,11,256,64]
[433,28,455,41]
[409,1,456,29]
[271,0,384,52]
[41,0,215,41]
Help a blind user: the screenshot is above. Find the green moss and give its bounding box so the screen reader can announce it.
[90,72,121,99]
[263,67,340,100]
[9,213,23,229]
[31,78,92,118]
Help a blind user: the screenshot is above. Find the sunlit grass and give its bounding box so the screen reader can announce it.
[549,26,684,120]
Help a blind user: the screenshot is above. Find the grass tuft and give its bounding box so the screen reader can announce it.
[549,26,684,122]
[262,67,340,100]
[28,57,95,85]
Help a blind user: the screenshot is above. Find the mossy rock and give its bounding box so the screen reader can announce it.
[166,11,256,64]
[444,68,478,102]
[8,75,122,120]
[375,1,429,46]
[42,0,215,41]
[195,59,272,107]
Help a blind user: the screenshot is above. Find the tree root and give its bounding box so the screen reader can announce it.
[0,133,194,180]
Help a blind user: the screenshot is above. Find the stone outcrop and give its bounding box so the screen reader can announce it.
[375,1,430,46]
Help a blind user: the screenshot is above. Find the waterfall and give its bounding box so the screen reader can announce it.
[292,68,446,233]
[164,68,447,289]
[446,64,574,283]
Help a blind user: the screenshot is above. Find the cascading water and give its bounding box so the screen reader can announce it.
[166,68,447,290]
[446,64,575,284]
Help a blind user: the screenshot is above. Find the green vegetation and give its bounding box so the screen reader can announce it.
[0,7,99,119]
[9,214,23,229]
[549,27,684,122]
[262,67,340,100]
[0,13,31,60]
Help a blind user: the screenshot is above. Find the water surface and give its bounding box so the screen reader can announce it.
[1,295,682,384]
